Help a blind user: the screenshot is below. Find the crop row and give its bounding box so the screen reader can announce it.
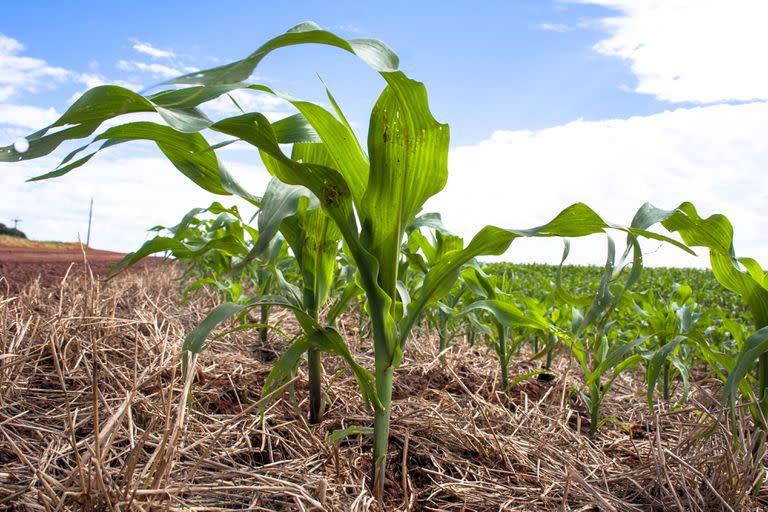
[2,23,766,503]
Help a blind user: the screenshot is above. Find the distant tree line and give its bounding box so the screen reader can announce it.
[0,223,27,238]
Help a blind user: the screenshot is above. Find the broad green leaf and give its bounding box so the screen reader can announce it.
[109,235,248,277]
[662,202,768,327]
[169,21,398,86]
[183,302,249,354]
[360,72,450,301]
[723,326,768,402]
[401,202,692,347]
[460,299,550,332]
[328,426,374,444]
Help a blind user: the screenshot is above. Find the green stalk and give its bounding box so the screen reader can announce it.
[259,304,269,345]
[372,365,394,500]
[759,353,768,424]
[589,381,601,438]
[545,343,554,371]
[438,315,449,363]
[308,348,323,423]
[662,359,671,401]
[304,289,323,424]
[497,322,509,390]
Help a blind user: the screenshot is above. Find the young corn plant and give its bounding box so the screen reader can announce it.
[126,202,257,303]
[247,174,343,423]
[660,204,768,436]
[553,236,653,437]
[402,215,470,358]
[460,266,550,390]
[635,284,705,406]
[1,22,699,500]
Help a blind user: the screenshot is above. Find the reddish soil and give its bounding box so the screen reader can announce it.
[0,245,158,295]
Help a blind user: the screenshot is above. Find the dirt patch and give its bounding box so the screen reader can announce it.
[0,244,159,294]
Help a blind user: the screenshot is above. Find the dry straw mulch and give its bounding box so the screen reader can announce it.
[1,264,766,511]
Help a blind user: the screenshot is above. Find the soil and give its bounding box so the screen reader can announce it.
[0,244,158,294]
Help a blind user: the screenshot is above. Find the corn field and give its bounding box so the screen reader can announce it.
[2,23,768,511]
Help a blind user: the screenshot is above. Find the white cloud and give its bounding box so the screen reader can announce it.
[0,86,14,102]
[200,89,293,121]
[538,22,570,32]
[116,60,181,79]
[0,150,267,252]
[0,34,23,55]
[582,0,768,103]
[0,33,70,100]
[132,41,175,59]
[0,104,59,129]
[69,73,143,102]
[428,101,768,267]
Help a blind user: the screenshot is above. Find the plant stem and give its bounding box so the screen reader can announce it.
[308,347,323,423]
[662,359,671,401]
[759,353,768,424]
[545,335,555,371]
[438,316,449,363]
[259,304,269,345]
[589,381,601,438]
[372,365,394,502]
[304,287,323,424]
[497,322,509,390]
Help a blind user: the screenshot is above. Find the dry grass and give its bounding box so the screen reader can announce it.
[1,265,766,511]
[0,235,81,249]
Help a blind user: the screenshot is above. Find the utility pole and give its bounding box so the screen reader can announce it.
[86,198,93,247]
[11,218,21,229]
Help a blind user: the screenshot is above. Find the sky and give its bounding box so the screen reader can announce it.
[1,0,766,267]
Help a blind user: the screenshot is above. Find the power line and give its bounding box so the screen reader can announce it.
[11,218,21,229]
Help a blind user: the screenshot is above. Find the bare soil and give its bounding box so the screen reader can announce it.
[0,242,157,294]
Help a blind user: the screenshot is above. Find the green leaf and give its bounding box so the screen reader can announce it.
[360,72,450,301]
[184,302,248,354]
[401,202,691,347]
[109,235,248,277]
[662,202,768,328]
[460,299,551,332]
[168,22,398,86]
[723,326,768,403]
[328,425,374,444]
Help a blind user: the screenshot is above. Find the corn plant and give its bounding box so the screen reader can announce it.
[402,215,471,357]
[460,266,550,390]
[660,204,768,431]
[247,174,343,423]
[1,22,700,500]
[635,284,705,406]
[130,202,256,302]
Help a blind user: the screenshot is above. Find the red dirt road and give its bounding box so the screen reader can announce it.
[0,245,156,295]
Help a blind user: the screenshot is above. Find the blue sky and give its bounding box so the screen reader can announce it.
[1,0,767,267]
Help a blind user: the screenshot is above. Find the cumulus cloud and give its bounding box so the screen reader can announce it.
[0,150,267,252]
[132,41,175,59]
[77,73,142,92]
[428,101,768,267]
[0,104,59,129]
[200,89,294,122]
[116,59,182,79]
[538,22,570,32]
[69,73,143,102]
[582,0,768,103]
[0,86,14,102]
[0,33,70,99]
